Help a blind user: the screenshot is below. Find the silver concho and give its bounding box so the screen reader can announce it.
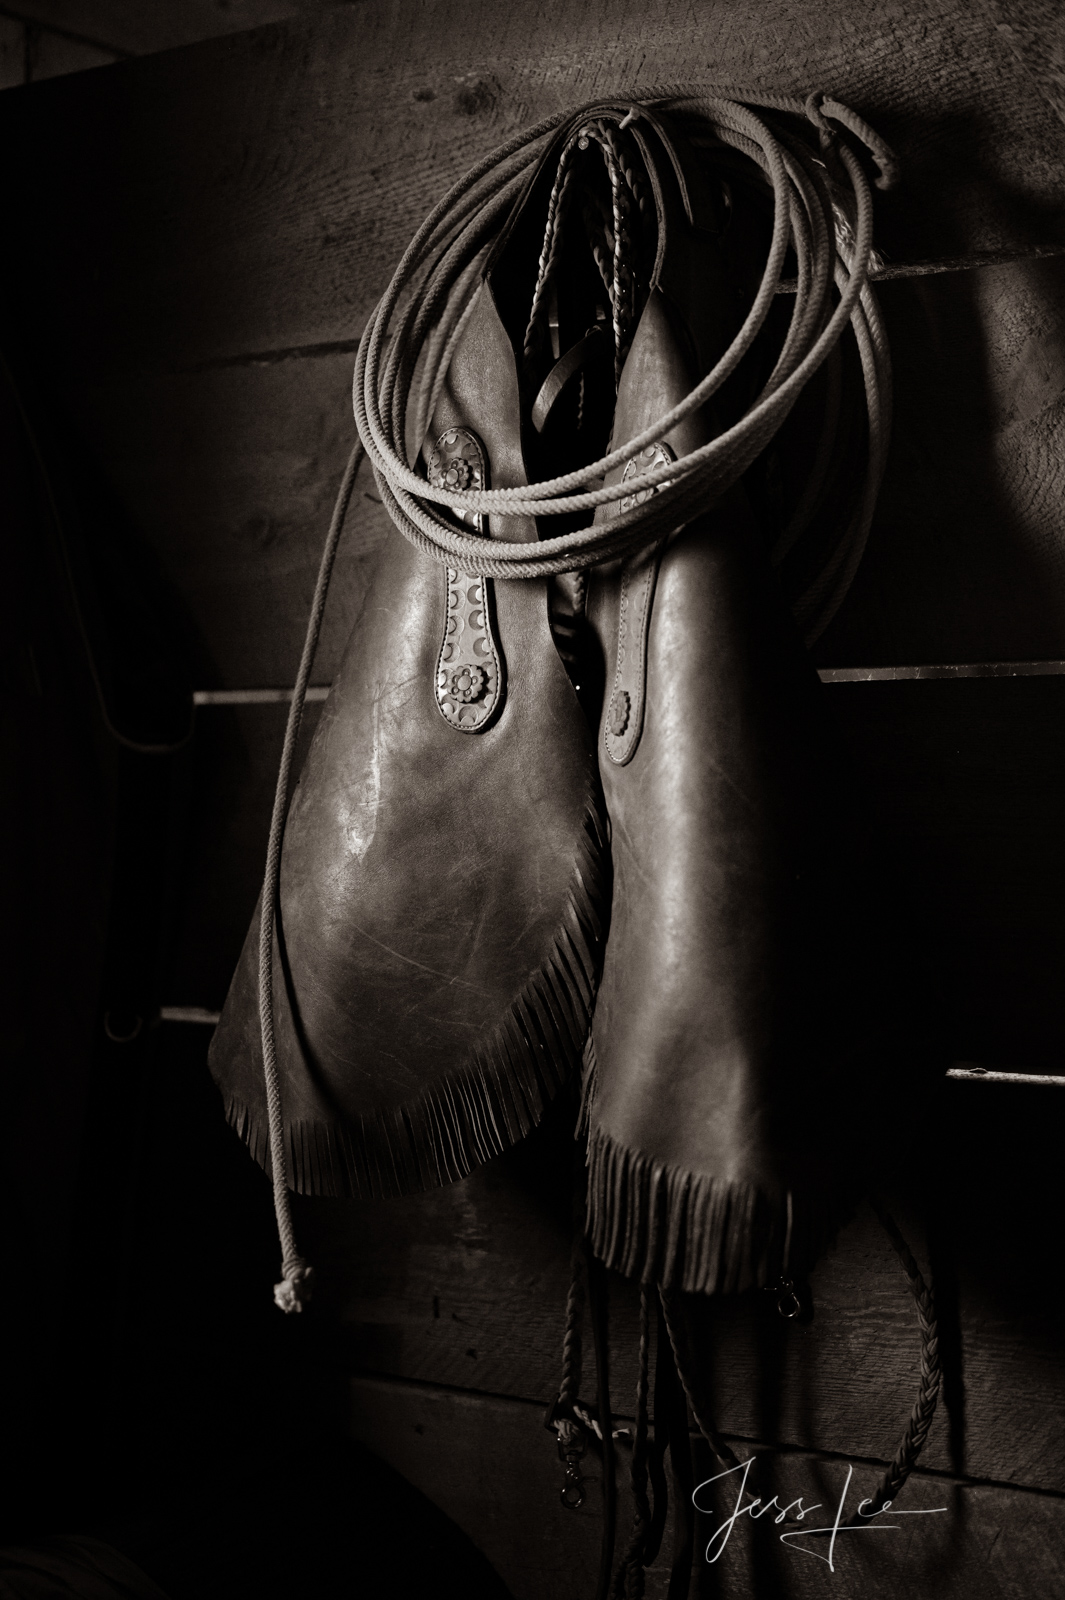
[618,441,675,514]
[427,427,503,733]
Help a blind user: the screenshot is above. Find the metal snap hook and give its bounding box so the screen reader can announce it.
[775,1278,803,1320]
[560,1471,585,1510]
[763,1275,804,1320]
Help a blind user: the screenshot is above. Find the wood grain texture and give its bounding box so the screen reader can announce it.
[818,261,1065,664]
[987,0,1065,133]
[4,5,1064,1565]
[4,5,1065,678]
[3,0,1065,377]
[292,1069,1065,1493]
[345,1373,1065,1600]
[22,189,1065,692]
[57,256,1065,696]
[344,1375,636,1600]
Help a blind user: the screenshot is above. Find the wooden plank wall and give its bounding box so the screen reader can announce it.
[0,2,337,88]
[4,2,1065,1594]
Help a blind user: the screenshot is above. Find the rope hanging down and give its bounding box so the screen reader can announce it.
[260,441,362,1312]
[261,87,898,1307]
[548,1202,941,1595]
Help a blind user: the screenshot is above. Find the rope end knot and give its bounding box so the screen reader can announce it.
[274,1258,315,1314]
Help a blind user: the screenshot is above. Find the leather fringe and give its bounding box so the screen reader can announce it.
[576,1033,598,1140]
[225,801,610,1199]
[585,1123,839,1294]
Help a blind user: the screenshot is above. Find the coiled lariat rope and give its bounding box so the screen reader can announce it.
[261,91,896,1322]
[259,81,935,1591]
[354,87,894,644]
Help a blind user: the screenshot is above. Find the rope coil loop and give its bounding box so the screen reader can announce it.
[257,87,898,1310]
[354,86,895,645]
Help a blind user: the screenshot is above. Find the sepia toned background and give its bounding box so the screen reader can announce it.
[3,2,1065,1595]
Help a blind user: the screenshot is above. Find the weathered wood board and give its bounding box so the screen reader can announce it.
[292,1069,1065,1492]
[64,1013,1065,1594]
[4,5,1065,1594]
[5,0,1065,376]
[345,1373,1065,1600]
[825,262,1065,665]
[54,256,1065,684]
[5,4,1065,675]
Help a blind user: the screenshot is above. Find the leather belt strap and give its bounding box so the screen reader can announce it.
[603,538,665,766]
[531,326,604,433]
[603,440,675,765]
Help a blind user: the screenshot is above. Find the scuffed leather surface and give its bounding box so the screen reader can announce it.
[588,502,872,1195]
[209,287,602,1193]
[585,113,877,1273]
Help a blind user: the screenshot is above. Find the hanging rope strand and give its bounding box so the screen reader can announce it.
[259,440,363,1313]
[658,1289,740,1469]
[612,1285,655,1599]
[260,88,898,1310]
[853,1205,942,1518]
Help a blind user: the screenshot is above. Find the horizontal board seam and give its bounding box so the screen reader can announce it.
[158,1010,1065,1089]
[172,245,1065,371]
[776,240,1065,292]
[192,661,1065,706]
[345,1371,1065,1501]
[180,336,362,374]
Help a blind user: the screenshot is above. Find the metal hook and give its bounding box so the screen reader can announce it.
[560,1467,585,1510]
[763,1275,804,1320]
[775,1278,803,1320]
[550,1412,587,1510]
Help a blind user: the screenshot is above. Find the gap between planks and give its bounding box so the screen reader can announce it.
[185,666,1065,1083]
[775,240,1065,293]
[155,1009,1065,1087]
[179,242,1065,370]
[345,1370,1065,1505]
[192,660,1065,707]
